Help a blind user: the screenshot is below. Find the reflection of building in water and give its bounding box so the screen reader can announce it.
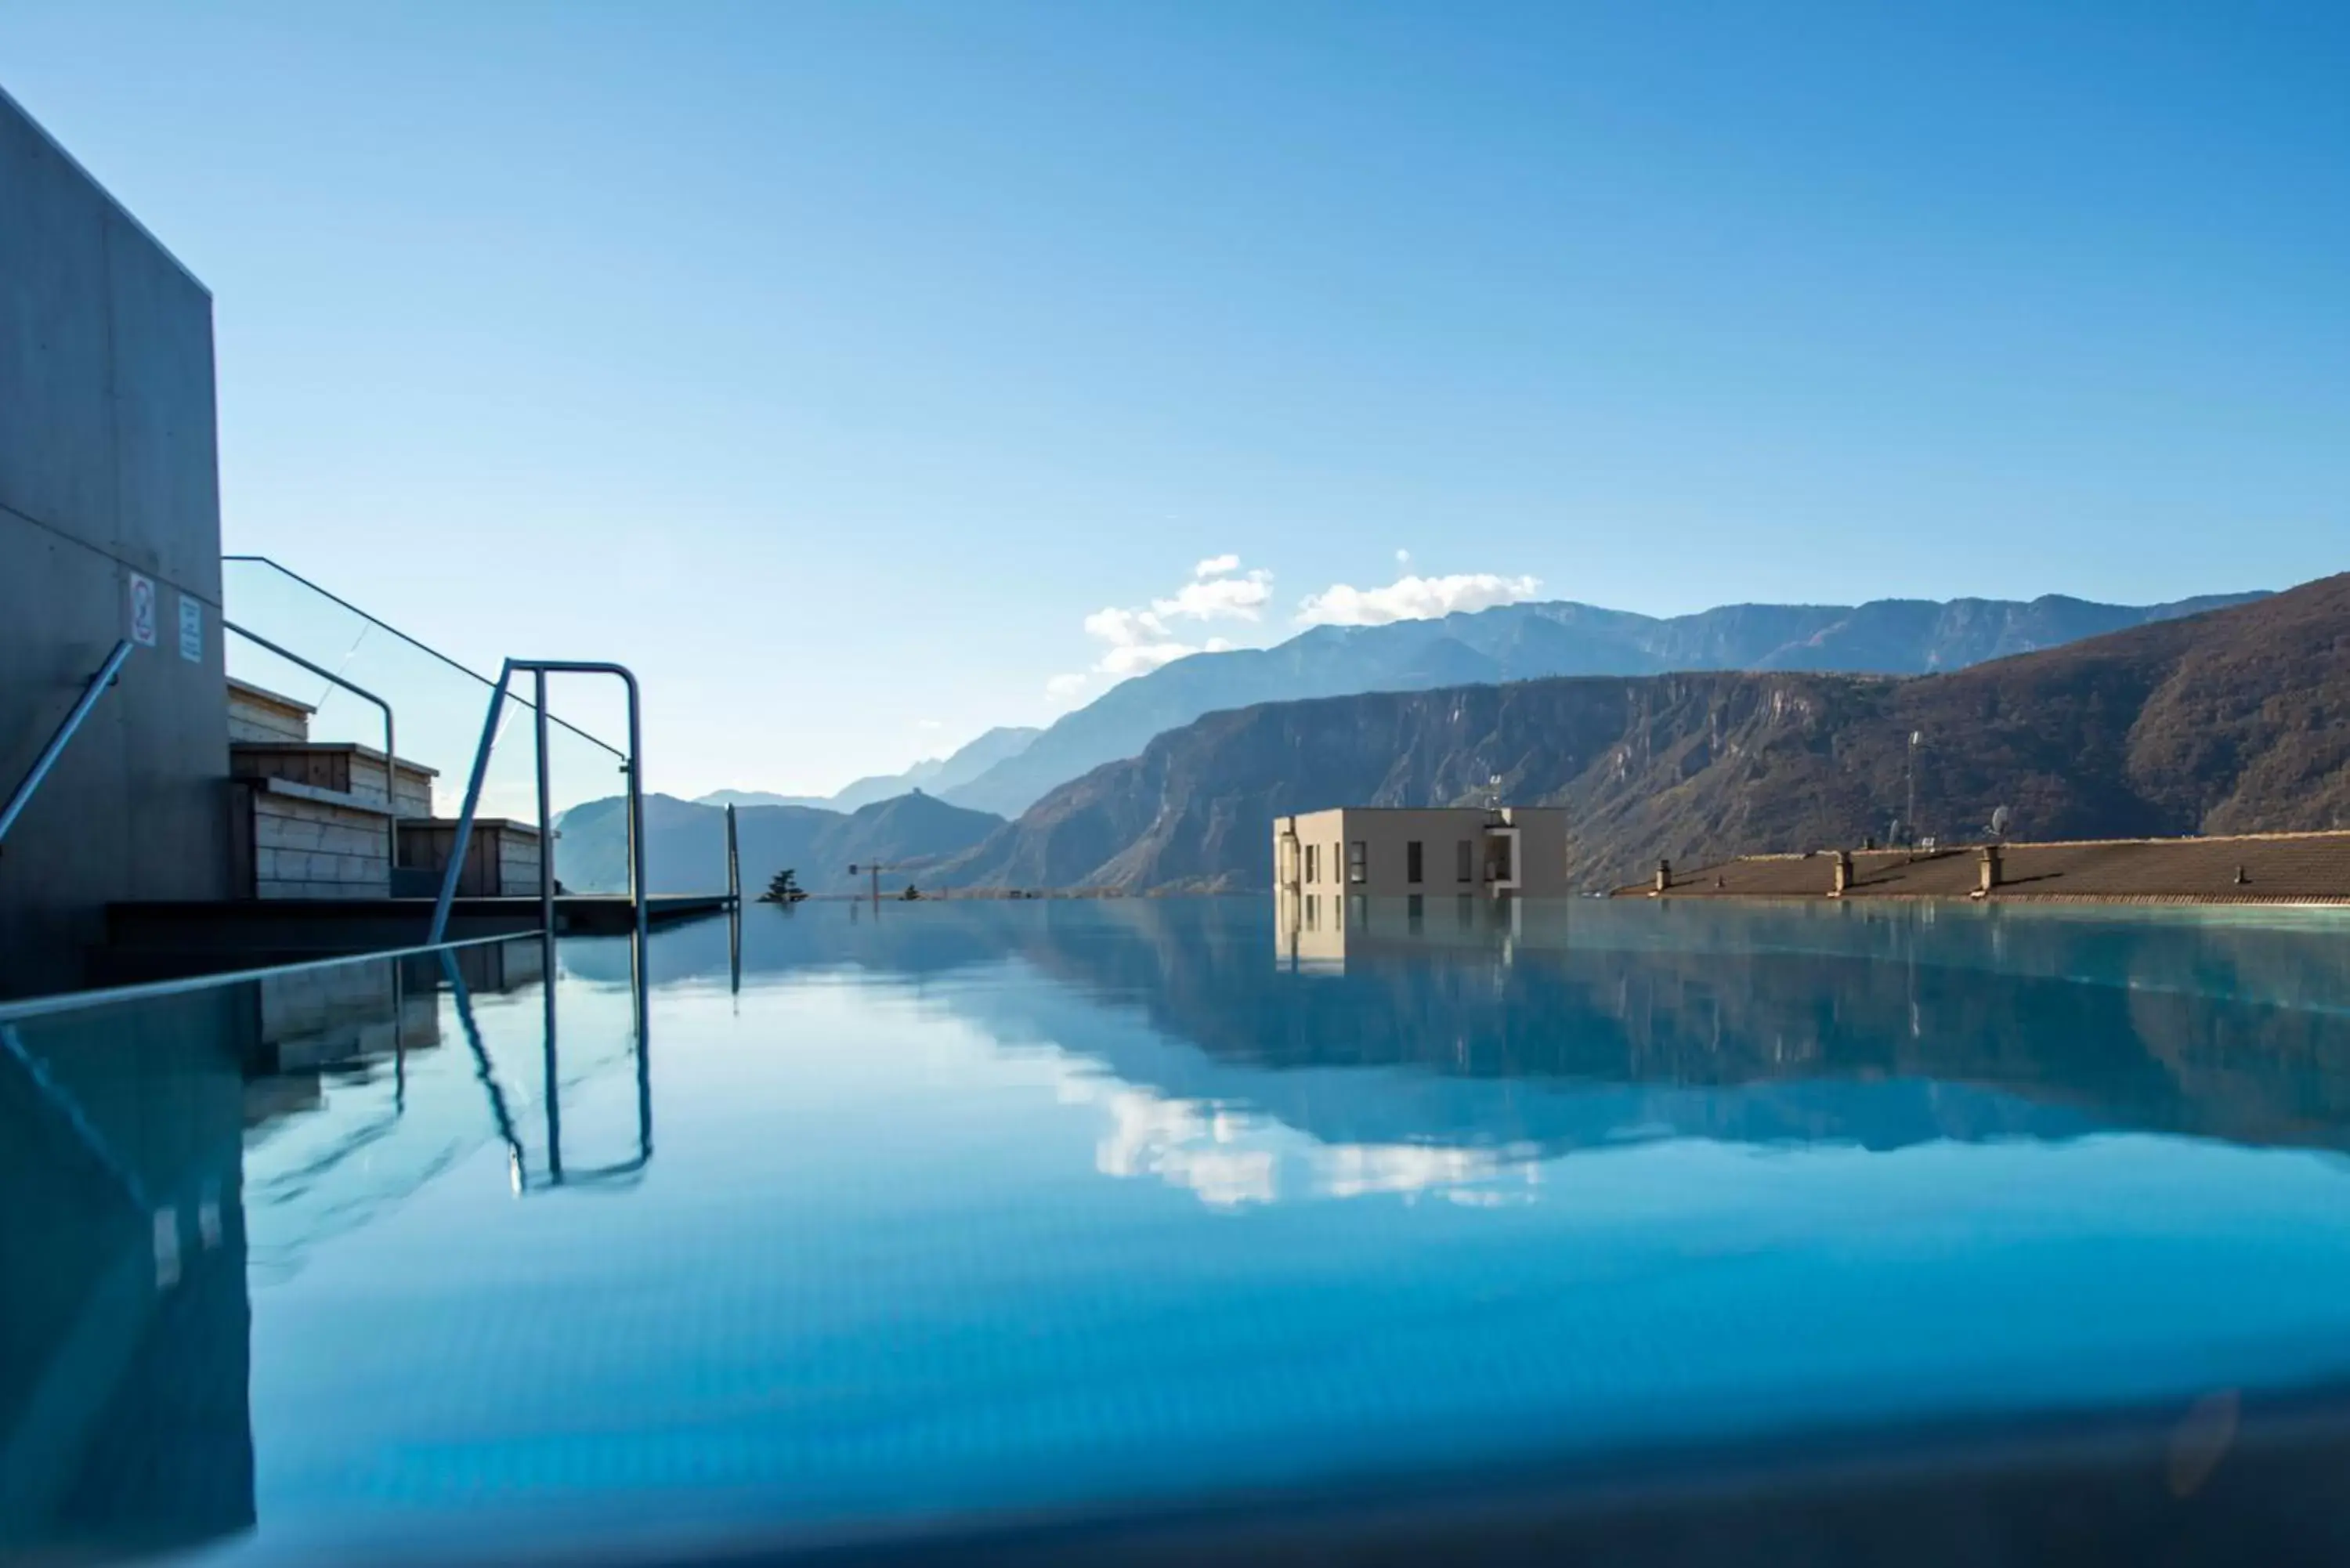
[2,934,630,1556]
[1274,806,1570,899]
[1275,888,1526,973]
[241,940,567,1278]
[0,992,256,1555]
[255,957,441,1078]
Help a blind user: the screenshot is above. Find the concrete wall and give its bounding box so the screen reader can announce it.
[0,88,230,996]
[1274,807,1572,897]
[1502,807,1572,896]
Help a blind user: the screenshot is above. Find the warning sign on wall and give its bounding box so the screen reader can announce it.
[128,573,157,647]
[179,594,204,663]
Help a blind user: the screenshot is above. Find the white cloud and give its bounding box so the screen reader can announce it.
[1152,570,1271,623]
[1058,557,1273,697]
[1395,547,1412,567]
[1296,571,1543,627]
[1098,639,1200,677]
[915,717,943,731]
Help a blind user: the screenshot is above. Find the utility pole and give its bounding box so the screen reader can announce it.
[1907,730,1922,849]
[725,803,740,909]
[848,861,900,905]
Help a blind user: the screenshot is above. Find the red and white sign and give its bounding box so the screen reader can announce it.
[128,573,157,647]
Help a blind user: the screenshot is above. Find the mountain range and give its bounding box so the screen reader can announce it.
[930,574,2347,893]
[931,591,2265,817]
[556,789,1003,897]
[696,725,1040,814]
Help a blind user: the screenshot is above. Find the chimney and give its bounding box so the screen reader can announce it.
[1830,849,1853,898]
[1978,843,2002,895]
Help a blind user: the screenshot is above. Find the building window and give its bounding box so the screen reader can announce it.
[1406,840,1423,884]
[1456,840,1473,883]
[1305,843,1318,883]
[1347,840,1367,884]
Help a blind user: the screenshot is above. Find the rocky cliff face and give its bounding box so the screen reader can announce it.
[940,590,2269,818]
[936,575,2349,891]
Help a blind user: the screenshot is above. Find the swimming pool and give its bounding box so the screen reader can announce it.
[10,897,2350,1563]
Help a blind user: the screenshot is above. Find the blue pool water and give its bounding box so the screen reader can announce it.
[9,897,2350,1561]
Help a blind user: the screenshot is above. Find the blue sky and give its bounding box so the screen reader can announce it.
[5,2,2345,796]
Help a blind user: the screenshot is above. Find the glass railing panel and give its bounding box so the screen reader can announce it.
[222,558,734,895]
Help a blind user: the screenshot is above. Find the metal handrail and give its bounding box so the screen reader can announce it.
[222,555,625,761]
[0,638,134,847]
[0,929,520,1024]
[428,659,645,947]
[224,619,404,869]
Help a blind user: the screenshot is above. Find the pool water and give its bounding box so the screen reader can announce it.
[9,897,2350,1562]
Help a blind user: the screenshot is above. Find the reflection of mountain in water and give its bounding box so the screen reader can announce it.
[609,899,2350,1162]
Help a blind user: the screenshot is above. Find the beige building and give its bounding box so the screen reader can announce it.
[1273,806,1571,899]
[1275,882,1535,973]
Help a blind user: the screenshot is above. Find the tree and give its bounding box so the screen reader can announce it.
[900,882,922,901]
[759,868,806,904]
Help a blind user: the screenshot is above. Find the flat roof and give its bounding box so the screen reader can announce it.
[1281,805,1556,815]
[1615,831,2350,904]
[227,676,316,714]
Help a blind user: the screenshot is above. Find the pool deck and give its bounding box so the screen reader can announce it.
[1614,829,2350,904]
[98,893,731,980]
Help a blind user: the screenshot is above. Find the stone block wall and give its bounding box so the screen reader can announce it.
[497,829,544,898]
[344,753,434,818]
[226,680,313,744]
[246,783,390,899]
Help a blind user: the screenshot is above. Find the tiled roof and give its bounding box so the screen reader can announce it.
[1611,832,2350,904]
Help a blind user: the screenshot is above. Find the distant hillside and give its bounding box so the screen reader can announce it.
[560,790,1003,896]
[939,591,2267,818]
[934,576,2348,892]
[696,788,830,811]
[698,724,1040,815]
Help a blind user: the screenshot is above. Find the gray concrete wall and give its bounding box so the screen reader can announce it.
[0,87,230,997]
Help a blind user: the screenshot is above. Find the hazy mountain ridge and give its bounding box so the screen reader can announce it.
[559,789,1003,896]
[938,591,2267,818]
[931,576,2346,892]
[696,724,1041,815]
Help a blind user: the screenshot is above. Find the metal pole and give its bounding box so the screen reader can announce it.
[442,948,526,1193]
[0,638,133,847]
[494,661,645,945]
[624,671,647,950]
[1907,731,1920,850]
[541,929,562,1186]
[428,662,513,945]
[534,668,553,938]
[725,803,739,908]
